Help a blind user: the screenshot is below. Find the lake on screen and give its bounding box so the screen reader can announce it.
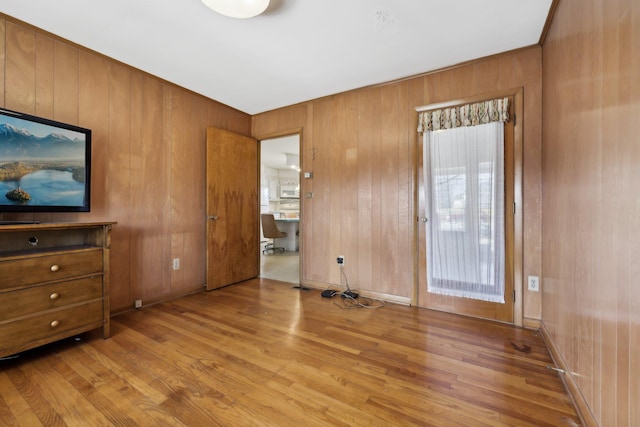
[1,170,84,206]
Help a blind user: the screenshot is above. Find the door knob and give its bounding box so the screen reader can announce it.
[419,217,428,223]
[208,215,218,220]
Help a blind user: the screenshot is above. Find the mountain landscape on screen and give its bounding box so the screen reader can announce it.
[0,123,85,159]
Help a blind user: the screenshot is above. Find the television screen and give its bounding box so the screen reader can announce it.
[0,108,91,213]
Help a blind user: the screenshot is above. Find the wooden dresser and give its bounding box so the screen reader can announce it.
[0,222,114,358]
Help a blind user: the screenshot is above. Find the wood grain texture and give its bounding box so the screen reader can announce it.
[5,21,35,113]
[35,34,54,118]
[0,20,4,106]
[308,98,333,283]
[0,222,113,358]
[170,89,207,295]
[105,61,132,306]
[541,0,639,425]
[133,75,171,303]
[0,279,580,426]
[0,16,251,312]
[252,48,542,324]
[78,50,109,219]
[53,41,78,128]
[206,127,259,289]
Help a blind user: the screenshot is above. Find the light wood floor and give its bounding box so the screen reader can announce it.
[0,278,581,426]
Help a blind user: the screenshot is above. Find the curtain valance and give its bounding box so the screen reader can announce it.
[417,97,509,133]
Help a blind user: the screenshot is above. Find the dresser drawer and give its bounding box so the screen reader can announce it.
[0,250,103,290]
[0,276,103,322]
[0,299,104,351]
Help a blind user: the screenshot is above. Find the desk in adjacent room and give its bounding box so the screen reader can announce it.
[274,218,299,251]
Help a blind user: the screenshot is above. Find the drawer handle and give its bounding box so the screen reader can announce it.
[50,320,60,328]
[50,292,60,300]
[50,264,60,272]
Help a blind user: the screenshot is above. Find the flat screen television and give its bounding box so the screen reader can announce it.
[0,108,91,214]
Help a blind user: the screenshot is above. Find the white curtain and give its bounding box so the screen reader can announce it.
[423,122,505,303]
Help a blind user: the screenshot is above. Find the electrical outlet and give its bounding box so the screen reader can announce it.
[336,255,345,265]
[172,258,180,270]
[134,299,143,309]
[527,276,540,292]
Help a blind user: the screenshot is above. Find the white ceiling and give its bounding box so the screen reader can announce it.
[261,134,299,171]
[0,0,552,115]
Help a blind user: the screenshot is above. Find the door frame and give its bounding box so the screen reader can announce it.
[255,128,304,284]
[414,88,524,326]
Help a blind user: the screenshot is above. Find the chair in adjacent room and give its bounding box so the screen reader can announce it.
[261,213,287,254]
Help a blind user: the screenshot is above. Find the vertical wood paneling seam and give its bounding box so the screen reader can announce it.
[163,84,172,292]
[8,23,37,113]
[0,19,5,108]
[74,43,79,125]
[129,72,138,305]
[126,66,133,302]
[52,41,58,120]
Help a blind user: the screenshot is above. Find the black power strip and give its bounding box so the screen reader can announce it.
[341,290,359,299]
[321,289,338,298]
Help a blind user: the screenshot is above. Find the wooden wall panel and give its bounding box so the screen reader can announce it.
[253,48,543,311]
[335,92,359,287]
[169,85,189,287]
[126,71,148,310]
[79,50,110,220]
[355,88,376,292]
[327,94,344,283]
[0,20,4,106]
[542,0,639,425]
[308,99,333,283]
[169,89,207,295]
[35,34,54,118]
[105,62,132,308]
[137,77,169,302]
[0,16,251,312]
[367,88,384,294]
[251,103,308,137]
[184,95,208,294]
[5,22,35,113]
[520,56,543,321]
[396,81,417,297]
[379,84,402,295]
[53,41,78,126]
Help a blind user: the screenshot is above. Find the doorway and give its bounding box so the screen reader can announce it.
[259,134,301,284]
[417,91,523,324]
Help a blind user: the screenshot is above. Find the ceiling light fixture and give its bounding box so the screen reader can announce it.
[285,153,299,167]
[201,0,270,19]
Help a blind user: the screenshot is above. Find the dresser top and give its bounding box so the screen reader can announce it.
[0,221,116,232]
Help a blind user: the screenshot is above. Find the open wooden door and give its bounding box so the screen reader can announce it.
[206,127,259,290]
